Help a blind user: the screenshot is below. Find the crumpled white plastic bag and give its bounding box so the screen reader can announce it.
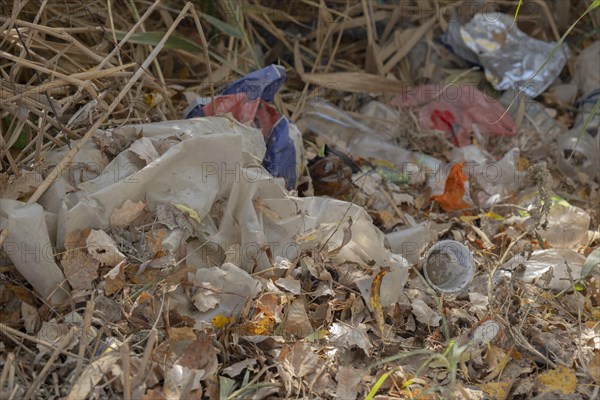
[21,116,408,314]
[0,200,68,304]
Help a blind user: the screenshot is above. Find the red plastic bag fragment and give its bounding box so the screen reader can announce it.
[431,109,457,132]
[392,85,516,147]
[186,65,299,190]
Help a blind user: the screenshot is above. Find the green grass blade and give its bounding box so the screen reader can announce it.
[519,0,599,96]
[512,0,523,28]
[366,371,391,400]
[582,248,600,278]
[199,12,244,39]
[567,97,600,161]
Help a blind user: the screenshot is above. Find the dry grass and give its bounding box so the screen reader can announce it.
[0,0,599,398]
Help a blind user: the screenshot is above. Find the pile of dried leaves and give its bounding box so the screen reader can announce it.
[1,1,599,399]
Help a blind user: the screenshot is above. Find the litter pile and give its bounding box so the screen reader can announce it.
[0,1,599,399]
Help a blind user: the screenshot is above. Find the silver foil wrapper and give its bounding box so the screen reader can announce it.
[446,12,570,97]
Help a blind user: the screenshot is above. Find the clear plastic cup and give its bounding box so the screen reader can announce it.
[423,240,475,294]
[539,203,591,249]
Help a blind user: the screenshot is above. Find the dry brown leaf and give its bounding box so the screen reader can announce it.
[411,299,441,327]
[0,170,42,200]
[371,210,398,230]
[64,229,90,251]
[587,350,600,384]
[300,72,412,94]
[256,292,284,320]
[162,266,195,284]
[335,365,363,400]
[369,269,387,335]
[140,388,167,400]
[536,365,577,394]
[67,353,121,400]
[178,337,219,380]
[129,137,160,164]
[329,323,373,356]
[168,326,197,355]
[21,301,40,333]
[145,228,168,256]
[4,283,36,304]
[243,315,276,336]
[275,275,302,294]
[278,341,319,379]
[61,249,100,291]
[282,300,313,338]
[86,229,126,266]
[222,358,257,378]
[110,199,146,228]
[103,262,126,295]
[483,345,511,382]
[479,381,512,400]
[0,294,20,327]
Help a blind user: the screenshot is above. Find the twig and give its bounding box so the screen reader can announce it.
[0,352,14,394]
[0,322,81,359]
[124,0,176,119]
[13,24,70,146]
[132,328,157,388]
[505,323,557,369]
[227,366,271,400]
[0,63,136,106]
[24,326,78,399]
[290,5,346,122]
[0,1,190,247]
[121,342,132,400]
[380,185,412,226]
[24,2,192,206]
[0,51,98,98]
[73,299,95,381]
[190,5,216,113]
[488,230,529,300]
[0,18,115,66]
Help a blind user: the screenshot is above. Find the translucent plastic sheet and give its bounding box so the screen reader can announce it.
[8,117,407,310]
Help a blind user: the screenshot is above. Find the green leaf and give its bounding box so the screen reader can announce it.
[304,328,328,342]
[219,376,237,400]
[2,116,29,150]
[550,194,570,207]
[12,130,28,150]
[317,144,326,158]
[172,203,201,223]
[113,31,203,52]
[112,30,247,76]
[199,12,244,39]
[582,248,600,278]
